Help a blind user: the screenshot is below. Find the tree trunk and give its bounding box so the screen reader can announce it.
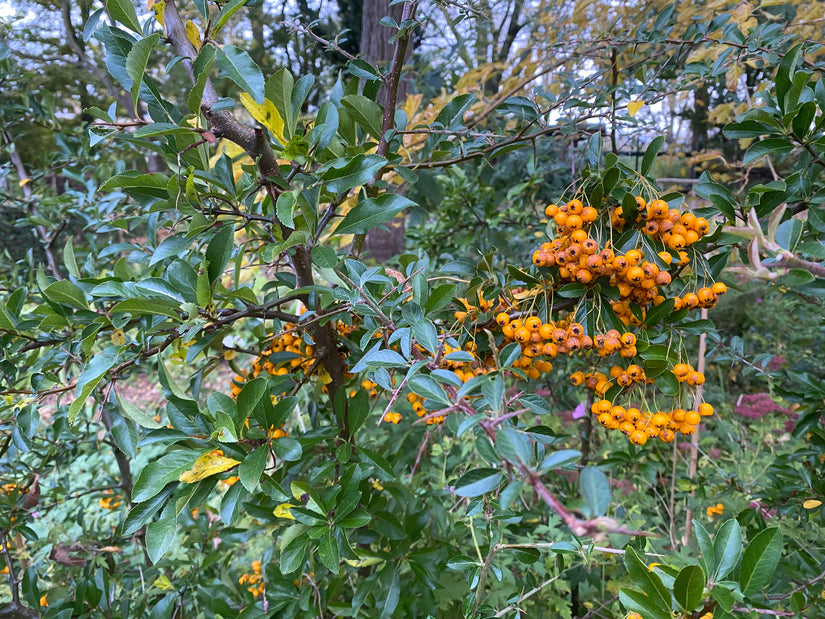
[360,0,410,262]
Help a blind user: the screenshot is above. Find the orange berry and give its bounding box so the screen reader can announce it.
[698,403,714,416]
[496,312,510,326]
[685,410,701,425]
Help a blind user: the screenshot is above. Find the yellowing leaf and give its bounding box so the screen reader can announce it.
[18,178,31,187]
[151,0,166,29]
[274,503,297,519]
[344,555,385,568]
[153,574,175,591]
[627,100,645,118]
[804,499,822,509]
[111,329,126,346]
[185,20,201,51]
[240,93,286,144]
[178,451,240,483]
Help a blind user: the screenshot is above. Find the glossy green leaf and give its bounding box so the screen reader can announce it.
[216,45,264,103]
[454,468,503,497]
[674,564,705,613]
[740,527,783,597]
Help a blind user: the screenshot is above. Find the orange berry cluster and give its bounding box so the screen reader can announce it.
[672,282,728,312]
[238,560,264,596]
[706,502,724,518]
[230,324,317,399]
[401,391,446,425]
[454,295,497,322]
[98,490,121,510]
[611,197,710,250]
[591,398,714,445]
[570,364,650,396]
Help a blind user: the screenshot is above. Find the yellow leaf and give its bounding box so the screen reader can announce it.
[240,93,286,144]
[178,451,240,483]
[151,0,165,29]
[153,575,176,591]
[274,503,297,519]
[343,555,385,568]
[185,20,201,51]
[111,329,126,346]
[627,100,645,118]
[804,499,822,509]
[18,178,30,187]
[318,369,332,385]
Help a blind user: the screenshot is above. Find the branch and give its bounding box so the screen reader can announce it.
[162,0,280,178]
[0,529,19,606]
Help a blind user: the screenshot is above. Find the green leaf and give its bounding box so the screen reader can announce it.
[740,527,783,597]
[341,94,383,139]
[643,297,675,327]
[239,445,269,493]
[266,68,295,138]
[711,585,735,612]
[132,450,203,503]
[641,136,664,176]
[212,0,247,37]
[743,138,795,165]
[272,437,302,461]
[237,377,267,417]
[122,485,175,536]
[146,504,176,564]
[116,392,163,429]
[379,566,401,619]
[357,447,396,481]
[321,154,386,194]
[125,33,160,111]
[623,546,672,615]
[276,191,297,229]
[311,101,339,151]
[654,371,680,396]
[408,374,450,406]
[110,298,181,319]
[333,193,415,236]
[63,238,80,279]
[318,529,340,572]
[776,43,804,108]
[495,427,532,465]
[69,348,119,424]
[43,280,88,309]
[579,466,610,518]
[713,518,743,582]
[540,449,581,471]
[412,320,438,355]
[674,565,705,613]
[454,468,503,497]
[106,0,142,33]
[693,519,716,578]
[280,530,309,574]
[619,589,672,619]
[206,224,234,284]
[216,45,264,103]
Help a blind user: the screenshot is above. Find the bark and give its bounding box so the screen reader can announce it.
[360,0,411,261]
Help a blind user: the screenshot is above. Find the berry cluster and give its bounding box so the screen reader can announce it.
[706,502,724,518]
[611,197,710,250]
[238,560,264,597]
[98,490,121,510]
[591,398,714,445]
